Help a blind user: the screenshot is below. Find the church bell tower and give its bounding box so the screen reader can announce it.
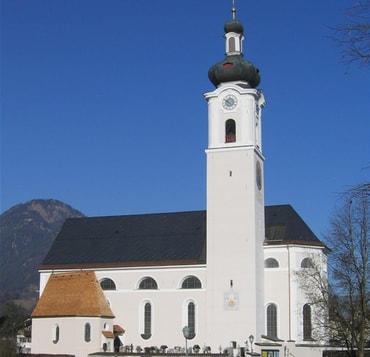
[205,4,266,349]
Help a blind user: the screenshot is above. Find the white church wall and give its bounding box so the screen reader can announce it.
[38,272,50,295]
[97,265,207,350]
[264,245,328,344]
[40,265,207,351]
[290,246,326,343]
[32,316,113,357]
[38,241,326,354]
[263,247,290,341]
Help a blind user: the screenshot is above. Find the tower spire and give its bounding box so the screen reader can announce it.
[231,0,236,20]
[208,1,261,88]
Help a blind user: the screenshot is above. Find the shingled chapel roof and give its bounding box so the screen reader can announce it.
[31,271,115,318]
[40,205,325,270]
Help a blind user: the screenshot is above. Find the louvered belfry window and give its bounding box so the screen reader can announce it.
[225,119,236,143]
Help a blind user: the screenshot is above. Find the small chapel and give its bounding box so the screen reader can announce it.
[31,4,329,357]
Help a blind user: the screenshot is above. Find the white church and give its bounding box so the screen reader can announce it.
[31,5,329,357]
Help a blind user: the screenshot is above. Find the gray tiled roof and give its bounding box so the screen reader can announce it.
[41,210,207,269]
[264,204,323,245]
[40,205,324,269]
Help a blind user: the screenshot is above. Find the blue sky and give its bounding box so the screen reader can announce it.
[1,0,369,239]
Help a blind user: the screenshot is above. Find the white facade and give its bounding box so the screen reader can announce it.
[264,245,328,343]
[38,266,207,350]
[95,265,207,349]
[36,244,328,356]
[32,316,115,357]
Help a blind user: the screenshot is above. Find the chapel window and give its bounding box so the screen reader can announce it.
[139,277,158,289]
[100,278,116,290]
[264,258,279,268]
[182,276,202,289]
[84,322,91,342]
[303,304,312,340]
[266,303,278,338]
[187,302,196,339]
[301,257,314,269]
[52,324,59,344]
[141,302,152,340]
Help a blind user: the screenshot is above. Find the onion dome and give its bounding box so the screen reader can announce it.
[224,19,244,34]
[208,5,261,88]
[208,55,260,88]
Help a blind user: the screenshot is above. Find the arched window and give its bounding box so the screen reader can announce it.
[266,304,278,338]
[141,302,152,340]
[303,304,312,340]
[225,119,236,143]
[84,323,91,342]
[100,278,116,290]
[139,277,158,289]
[187,302,196,339]
[181,276,201,289]
[301,258,314,268]
[228,37,236,52]
[264,258,279,268]
[52,324,59,344]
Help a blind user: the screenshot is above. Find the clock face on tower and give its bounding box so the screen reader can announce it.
[222,94,238,110]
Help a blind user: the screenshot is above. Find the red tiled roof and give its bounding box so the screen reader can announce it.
[114,324,125,333]
[31,271,115,318]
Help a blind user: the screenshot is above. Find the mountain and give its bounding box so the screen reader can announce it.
[0,199,84,314]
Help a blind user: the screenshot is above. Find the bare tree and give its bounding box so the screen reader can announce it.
[296,254,331,342]
[331,1,370,68]
[298,182,370,357]
[330,182,370,357]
